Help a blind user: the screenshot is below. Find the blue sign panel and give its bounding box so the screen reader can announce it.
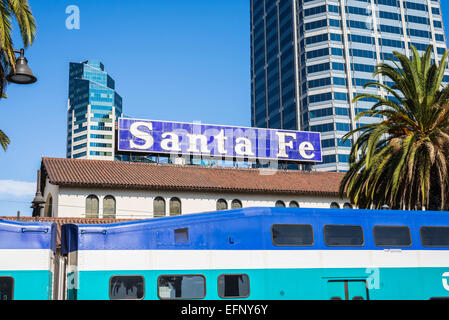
[118,118,322,163]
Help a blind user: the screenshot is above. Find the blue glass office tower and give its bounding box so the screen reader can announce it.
[67,60,123,160]
[250,0,447,171]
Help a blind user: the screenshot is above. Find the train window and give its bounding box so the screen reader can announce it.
[0,277,13,300]
[324,225,364,247]
[373,226,411,247]
[271,224,314,246]
[421,227,449,247]
[158,275,206,300]
[109,276,144,300]
[218,274,250,299]
[174,228,189,244]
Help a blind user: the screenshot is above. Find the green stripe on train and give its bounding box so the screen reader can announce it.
[71,268,449,300]
[0,271,52,300]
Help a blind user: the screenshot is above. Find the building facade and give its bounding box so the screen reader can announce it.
[66,60,123,161]
[34,157,351,219]
[250,0,448,172]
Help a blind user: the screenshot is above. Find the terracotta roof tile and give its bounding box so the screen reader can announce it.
[41,157,345,196]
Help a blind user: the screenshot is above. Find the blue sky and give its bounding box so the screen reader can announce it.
[0,1,448,216]
[0,0,251,216]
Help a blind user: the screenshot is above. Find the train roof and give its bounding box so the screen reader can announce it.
[61,207,449,254]
[0,219,57,252]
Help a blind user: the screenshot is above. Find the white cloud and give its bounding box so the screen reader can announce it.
[0,180,35,197]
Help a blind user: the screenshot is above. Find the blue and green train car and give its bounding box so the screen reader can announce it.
[0,220,56,300]
[60,207,449,300]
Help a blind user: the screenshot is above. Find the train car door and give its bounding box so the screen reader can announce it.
[327,280,369,300]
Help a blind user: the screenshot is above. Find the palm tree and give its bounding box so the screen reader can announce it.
[339,45,449,211]
[0,0,36,151]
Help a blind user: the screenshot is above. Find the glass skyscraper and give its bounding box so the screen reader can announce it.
[250,0,447,172]
[67,60,123,160]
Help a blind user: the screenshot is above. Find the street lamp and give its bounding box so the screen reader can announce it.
[31,170,45,217]
[6,49,37,84]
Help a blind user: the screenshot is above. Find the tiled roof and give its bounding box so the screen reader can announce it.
[0,216,136,247]
[41,157,346,196]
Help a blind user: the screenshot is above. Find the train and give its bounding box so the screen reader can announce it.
[2,207,449,300]
[0,219,56,300]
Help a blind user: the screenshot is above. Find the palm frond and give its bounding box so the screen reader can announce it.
[341,45,449,210]
[0,129,10,150]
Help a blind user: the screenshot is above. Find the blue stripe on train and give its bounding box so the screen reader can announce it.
[0,220,57,251]
[61,207,449,253]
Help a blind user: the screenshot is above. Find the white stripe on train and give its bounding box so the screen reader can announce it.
[0,250,54,271]
[72,250,449,271]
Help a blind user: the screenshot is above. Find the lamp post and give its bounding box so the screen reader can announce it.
[6,49,37,84]
[31,170,45,217]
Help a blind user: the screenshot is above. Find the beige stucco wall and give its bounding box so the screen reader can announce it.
[44,183,351,219]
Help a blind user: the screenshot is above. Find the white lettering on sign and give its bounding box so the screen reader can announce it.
[123,119,322,163]
[215,130,228,154]
[299,141,315,160]
[187,134,210,154]
[235,137,255,156]
[276,132,296,158]
[161,132,181,152]
[129,122,154,150]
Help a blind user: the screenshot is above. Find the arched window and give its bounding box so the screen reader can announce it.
[275,200,286,208]
[216,199,228,211]
[103,196,116,218]
[231,199,242,209]
[330,202,340,209]
[86,195,99,218]
[154,197,166,218]
[170,197,182,216]
[289,201,300,208]
[343,203,353,209]
[44,194,53,217]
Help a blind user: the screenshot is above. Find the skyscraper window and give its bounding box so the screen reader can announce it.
[67,60,123,161]
[250,0,448,172]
